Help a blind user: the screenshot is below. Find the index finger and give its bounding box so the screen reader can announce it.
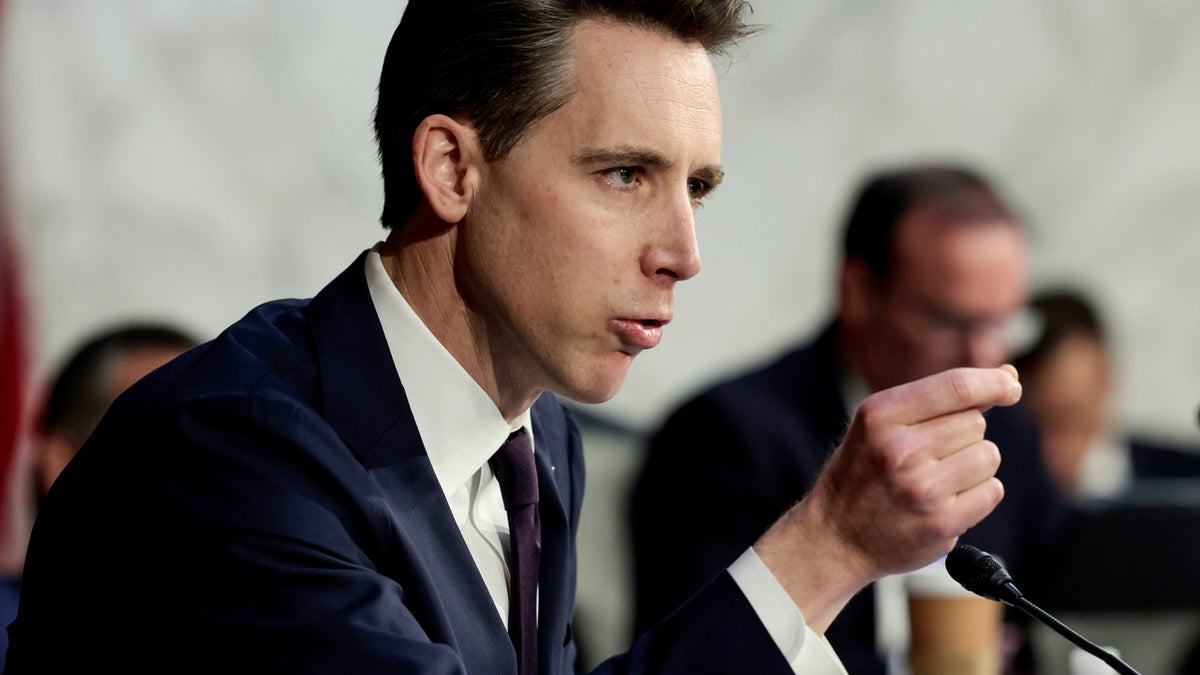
[866,366,1022,427]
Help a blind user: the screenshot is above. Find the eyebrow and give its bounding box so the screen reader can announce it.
[573,145,725,188]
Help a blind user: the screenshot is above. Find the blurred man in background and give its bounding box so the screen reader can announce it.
[25,318,196,511]
[0,321,196,670]
[632,163,1066,674]
[30,323,198,499]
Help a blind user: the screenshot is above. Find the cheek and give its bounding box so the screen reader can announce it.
[552,214,637,287]
[892,322,935,363]
[1045,428,1091,471]
[497,175,646,309]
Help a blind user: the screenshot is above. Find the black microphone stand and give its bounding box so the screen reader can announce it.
[1009,594,1138,675]
[946,544,1141,675]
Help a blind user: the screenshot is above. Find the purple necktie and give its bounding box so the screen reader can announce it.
[490,428,540,675]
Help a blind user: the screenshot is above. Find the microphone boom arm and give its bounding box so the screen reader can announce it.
[1010,593,1139,675]
[946,544,1142,675]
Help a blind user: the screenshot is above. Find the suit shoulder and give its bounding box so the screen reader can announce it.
[128,297,321,413]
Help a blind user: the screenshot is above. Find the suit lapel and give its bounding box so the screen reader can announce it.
[531,400,575,675]
[306,252,515,673]
[365,449,516,674]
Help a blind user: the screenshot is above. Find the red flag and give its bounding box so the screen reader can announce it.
[0,188,30,554]
[0,177,31,574]
[0,0,35,573]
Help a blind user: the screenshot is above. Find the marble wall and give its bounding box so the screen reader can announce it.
[5,0,1200,442]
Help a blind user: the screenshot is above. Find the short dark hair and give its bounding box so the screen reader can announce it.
[841,163,1018,280]
[374,0,758,230]
[40,323,198,446]
[1012,289,1107,377]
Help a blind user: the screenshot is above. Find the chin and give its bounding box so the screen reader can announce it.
[560,380,625,405]
[554,360,631,405]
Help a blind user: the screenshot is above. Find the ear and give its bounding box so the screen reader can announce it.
[838,258,877,327]
[35,432,77,497]
[411,114,482,224]
[1096,343,1117,399]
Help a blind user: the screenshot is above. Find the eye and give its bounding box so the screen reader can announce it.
[687,177,713,204]
[601,167,642,190]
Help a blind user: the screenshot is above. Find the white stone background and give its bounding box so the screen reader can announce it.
[2,1,1200,441]
[6,1,1200,670]
[5,0,1200,442]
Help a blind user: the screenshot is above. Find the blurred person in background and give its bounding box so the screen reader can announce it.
[30,322,199,500]
[631,162,1066,674]
[1013,288,1200,501]
[0,321,196,670]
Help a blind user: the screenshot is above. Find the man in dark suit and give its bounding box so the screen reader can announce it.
[632,164,1067,673]
[7,5,1025,673]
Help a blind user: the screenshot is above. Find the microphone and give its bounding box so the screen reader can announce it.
[946,544,1142,675]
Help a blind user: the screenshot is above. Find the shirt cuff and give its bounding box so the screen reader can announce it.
[728,548,849,675]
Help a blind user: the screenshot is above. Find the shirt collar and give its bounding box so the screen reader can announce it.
[363,244,532,496]
[838,365,872,416]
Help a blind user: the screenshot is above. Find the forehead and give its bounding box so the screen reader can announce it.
[893,215,1026,281]
[1043,334,1109,380]
[106,346,184,394]
[539,18,722,160]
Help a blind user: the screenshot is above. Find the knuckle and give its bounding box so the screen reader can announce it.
[897,472,935,509]
[981,440,1001,469]
[967,439,1001,476]
[934,515,961,541]
[896,482,922,508]
[922,509,961,542]
[967,409,987,437]
[856,397,886,431]
[947,368,976,403]
[991,477,1006,504]
[878,434,917,476]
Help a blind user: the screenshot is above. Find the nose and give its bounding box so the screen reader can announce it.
[642,193,703,282]
[963,327,1008,368]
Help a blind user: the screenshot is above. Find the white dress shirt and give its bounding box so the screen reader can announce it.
[364,246,844,672]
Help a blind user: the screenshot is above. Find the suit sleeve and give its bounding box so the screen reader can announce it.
[588,571,799,674]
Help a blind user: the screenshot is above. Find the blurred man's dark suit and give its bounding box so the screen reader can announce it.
[631,323,1067,674]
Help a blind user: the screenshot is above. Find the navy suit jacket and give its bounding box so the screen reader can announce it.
[7,252,791,674]
[1129,436,1200,481]
[631,324,1068,674]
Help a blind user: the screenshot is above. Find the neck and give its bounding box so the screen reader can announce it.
[835,321,880,393]
[379,227,538,422]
